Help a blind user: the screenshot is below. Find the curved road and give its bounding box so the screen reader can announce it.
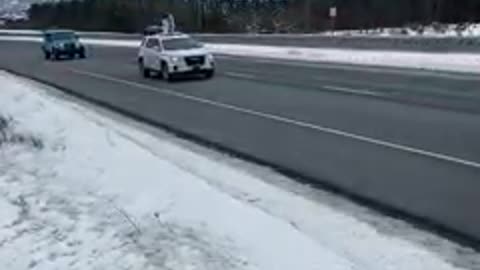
[1,40,480,243]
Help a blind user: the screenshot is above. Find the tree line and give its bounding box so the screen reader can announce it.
[25,0,480,33]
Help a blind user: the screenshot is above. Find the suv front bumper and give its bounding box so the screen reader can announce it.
[168,58,215,74]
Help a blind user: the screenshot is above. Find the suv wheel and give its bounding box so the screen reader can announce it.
[162,62,173,82]
[44,51,51,60]
[139,59,150,78]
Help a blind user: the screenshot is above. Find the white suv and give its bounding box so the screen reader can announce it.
[138,34,215,81]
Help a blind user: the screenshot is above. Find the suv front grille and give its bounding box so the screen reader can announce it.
[185,55,205,66]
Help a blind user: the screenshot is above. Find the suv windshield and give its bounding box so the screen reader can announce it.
[47,32,76,41]
[163,38,202,50]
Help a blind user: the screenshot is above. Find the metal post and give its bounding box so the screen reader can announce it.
[304,0,311,32]
[329,6,337,35]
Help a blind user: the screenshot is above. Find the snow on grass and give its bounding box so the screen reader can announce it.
[0,70,357,270]
[0,197,17,227]
[0,71,475,269]
[1,35,479,73]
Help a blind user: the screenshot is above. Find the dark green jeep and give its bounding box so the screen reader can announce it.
[42,30,86,60]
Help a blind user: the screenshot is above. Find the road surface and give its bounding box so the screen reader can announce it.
[0,40,479,243]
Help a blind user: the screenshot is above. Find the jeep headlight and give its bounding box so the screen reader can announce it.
[207,54,214,62]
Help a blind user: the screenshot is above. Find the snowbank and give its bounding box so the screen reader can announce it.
[327,24,480,38]
[0,71,475,270]
[207,44,480,73]
[0,72,351,270]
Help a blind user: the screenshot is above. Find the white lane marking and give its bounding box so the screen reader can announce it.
[224,71,256,80]
[225,70,382,97]
[69,68,480,169]
[216,55,480,82]
[314,75,406,91]
[323,85,382,97]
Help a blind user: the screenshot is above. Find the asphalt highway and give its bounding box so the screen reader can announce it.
[1,40,480,243]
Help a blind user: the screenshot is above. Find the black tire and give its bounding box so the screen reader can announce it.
[204,70,215,79]
[139,59,150,78]
[78,49,86,59]
[44,51,51,60]
[54,51,61,60]
[161,62,174,82]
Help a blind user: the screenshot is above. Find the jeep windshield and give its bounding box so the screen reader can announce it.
[163,38,202,50]
[47,32,76,41]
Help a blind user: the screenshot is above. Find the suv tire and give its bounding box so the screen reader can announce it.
[139,59,150,78]
[161,62,174,82]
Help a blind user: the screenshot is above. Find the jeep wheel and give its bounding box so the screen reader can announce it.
[204,70,215,79]
[54,51,61,60]
[79,50,86,59]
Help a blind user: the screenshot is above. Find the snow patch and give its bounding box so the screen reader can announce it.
[0,197,18,227]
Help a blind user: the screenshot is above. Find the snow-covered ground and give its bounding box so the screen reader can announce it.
[1,71,480,269]
[207,44,480,74]
[330,24,480,38]
[0,35,479,73]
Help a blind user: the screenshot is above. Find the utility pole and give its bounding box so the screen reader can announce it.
[138,0,145,30]
[304,0,311,32]
[195,0,204,31]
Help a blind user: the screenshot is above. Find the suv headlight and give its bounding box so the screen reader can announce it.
[169,56,180,63]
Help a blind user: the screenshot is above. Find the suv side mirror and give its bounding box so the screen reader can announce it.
[153,45,161,51]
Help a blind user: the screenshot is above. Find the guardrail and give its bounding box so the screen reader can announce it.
[1,29,479,52]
